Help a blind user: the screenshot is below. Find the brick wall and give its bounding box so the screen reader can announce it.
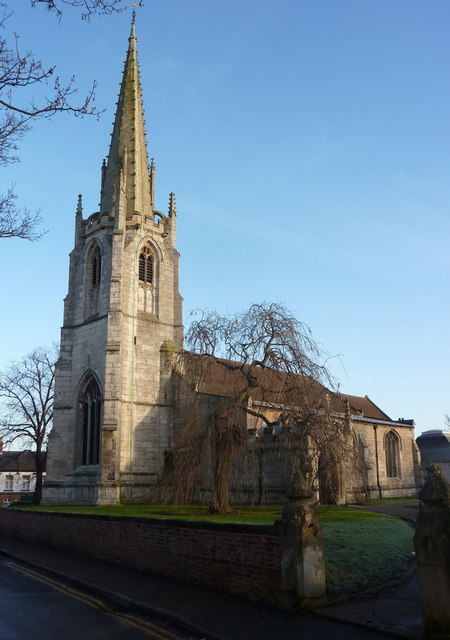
[0,510,281,604]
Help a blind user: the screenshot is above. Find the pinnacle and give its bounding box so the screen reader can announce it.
[169,193,176,217]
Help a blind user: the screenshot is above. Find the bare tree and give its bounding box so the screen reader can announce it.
[0,345,58,503]
[164,302,355,514]
[0,0,125,240]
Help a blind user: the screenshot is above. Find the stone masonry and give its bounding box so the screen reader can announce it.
[43,20,183,505]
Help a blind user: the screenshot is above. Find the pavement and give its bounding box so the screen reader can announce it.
[0,502,423,640]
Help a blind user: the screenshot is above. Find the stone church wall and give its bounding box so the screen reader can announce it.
[353,421,422,499]
[171,375,421,505]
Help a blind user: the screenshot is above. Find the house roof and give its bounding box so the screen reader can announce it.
[0,451,46,472]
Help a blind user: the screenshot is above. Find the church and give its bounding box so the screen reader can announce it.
[42,19,422,506]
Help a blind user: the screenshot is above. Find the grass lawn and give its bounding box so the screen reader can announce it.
[13,502,415,599]
[14,503,282,523]
[320,506,414,598]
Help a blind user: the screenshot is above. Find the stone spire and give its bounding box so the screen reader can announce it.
[100,17,152,220]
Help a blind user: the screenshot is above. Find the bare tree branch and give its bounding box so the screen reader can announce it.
[0,186,45,239]
[0,0,125,239]
[31,0,125,21]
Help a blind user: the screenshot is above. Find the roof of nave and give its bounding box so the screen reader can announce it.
[174,352,402,423]
[336,393,392,421]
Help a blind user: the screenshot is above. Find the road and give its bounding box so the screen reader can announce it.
[0,557,200,640]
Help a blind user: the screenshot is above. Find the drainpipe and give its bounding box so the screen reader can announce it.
[373,425,382,499]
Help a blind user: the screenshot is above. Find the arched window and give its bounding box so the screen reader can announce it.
[385,431,400,478]
[85,243,102,318]
[139,245,153,284]
[81,378,101,466]
[92,246,101,286]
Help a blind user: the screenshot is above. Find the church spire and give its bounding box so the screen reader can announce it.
[100,17,152,220]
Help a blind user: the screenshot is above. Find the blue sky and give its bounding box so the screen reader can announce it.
[1,1,449,437]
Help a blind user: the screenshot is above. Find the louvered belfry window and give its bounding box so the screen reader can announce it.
[139,245,153,284]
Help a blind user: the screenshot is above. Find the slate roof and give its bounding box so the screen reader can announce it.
[175,352,402,424]
[0,451,46,472]
[176,353,331,405]
[336,393,392,421]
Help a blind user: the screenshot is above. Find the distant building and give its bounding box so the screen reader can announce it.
[0,446,46,506]
[416,430,450,483]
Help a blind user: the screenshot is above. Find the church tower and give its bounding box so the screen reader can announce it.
[43,18,183,505]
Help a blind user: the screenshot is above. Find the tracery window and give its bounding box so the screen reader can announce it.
[81,378,101,466]
[92,246,101,286]
[385,430,400,478]
[85,242,102,318]
[139,245,153,284]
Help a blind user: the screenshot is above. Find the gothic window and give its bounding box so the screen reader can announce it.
[81,378,101,466]
[385,431,400,478]
[85,243,102,317]
[139,245,153,284]
[92,246,101,286]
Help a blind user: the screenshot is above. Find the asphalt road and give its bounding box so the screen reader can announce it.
[0,557,200,640]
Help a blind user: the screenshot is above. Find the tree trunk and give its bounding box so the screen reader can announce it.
[209,408,246,514]
[33,443,43,505]
[210,453,234,514]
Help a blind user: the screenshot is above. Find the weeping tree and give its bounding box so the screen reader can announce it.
[162,302,356,514]
[0,345,57,503]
